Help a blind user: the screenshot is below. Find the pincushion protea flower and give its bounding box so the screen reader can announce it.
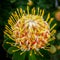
[3,6,57,60]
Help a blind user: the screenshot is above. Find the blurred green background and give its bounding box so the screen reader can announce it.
[0,0,60,60]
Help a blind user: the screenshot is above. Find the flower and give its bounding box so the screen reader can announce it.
[4,6,57,56]
[55,11,60,21]
[27,0,33,6]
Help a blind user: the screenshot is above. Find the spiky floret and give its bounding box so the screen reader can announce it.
[4,6,57,56]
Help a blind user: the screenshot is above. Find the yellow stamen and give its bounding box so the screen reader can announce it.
[46,13,50,22]
[6,42,14,46]
[16,46,20,48]
[48,18,54,25]
[38,52,43,57]
[6,42,20,48]
[14,11,19,20]
[50,23,57,31]
[32,7,35,15]
[36,28,40,33]
[40,9,42,15]
[10,16,16,23]
[41,10,44,17]
[27,6,29,14]
[4,31,14,40]
[49,36,56,42]
[5,25,11,30]
[5,30,12,35]
[11,13,17,22]
[20,8,23,15]
[12,49,20,52]
[9,18,15,25]
[17,8,20,18]
[15,11,19,18]
[8,19,14,26]
[23,10,26,16]
[50,30,56,36]
[20,51,25,55]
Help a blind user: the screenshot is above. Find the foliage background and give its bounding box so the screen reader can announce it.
[0,0,60,60]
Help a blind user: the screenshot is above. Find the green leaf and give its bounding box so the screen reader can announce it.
[8,47,19,54]
[29,50,36,60]
[12,51,26,60]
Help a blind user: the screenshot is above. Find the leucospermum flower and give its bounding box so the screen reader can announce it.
[3,6,57,60]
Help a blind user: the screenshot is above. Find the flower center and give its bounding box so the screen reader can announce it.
[12,15,50,51]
